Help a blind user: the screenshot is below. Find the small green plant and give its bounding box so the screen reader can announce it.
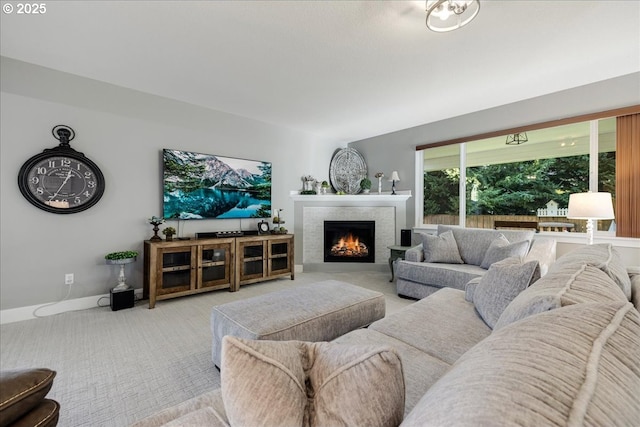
[162,226,176,236]
[148,216,165,225]
[360,177,372,190]
[105,251,138,260]
[321,180,330,188]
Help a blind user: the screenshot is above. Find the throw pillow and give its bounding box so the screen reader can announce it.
[480,235,530,269]
[0,368,57,427]
[472,257,540,329]
[221,336,405,427]
[464,277,481,303]
[632,274,640,311]
[547,243,631,299]
[400,302,640,427]
[422,231,463,264]
[494,263,628,330]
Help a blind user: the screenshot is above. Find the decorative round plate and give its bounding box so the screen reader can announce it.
[329,148,367,194]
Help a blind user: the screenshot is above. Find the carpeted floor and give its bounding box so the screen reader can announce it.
[0,270,413,427]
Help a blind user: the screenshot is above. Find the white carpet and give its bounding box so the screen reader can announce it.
[0,271,412,426]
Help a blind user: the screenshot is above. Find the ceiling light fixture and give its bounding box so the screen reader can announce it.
[505,132,528,145]
[426,0,480,32]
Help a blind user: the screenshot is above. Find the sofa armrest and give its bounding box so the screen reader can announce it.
[524,238,556,277]
[405,245,423,262]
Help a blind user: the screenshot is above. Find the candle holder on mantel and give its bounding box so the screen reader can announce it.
[148,216,165,241]
[375,172,385,194]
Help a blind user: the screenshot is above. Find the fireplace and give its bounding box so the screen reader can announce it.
[324,220,375,263]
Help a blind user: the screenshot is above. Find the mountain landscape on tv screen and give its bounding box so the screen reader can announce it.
[163,149,271,219]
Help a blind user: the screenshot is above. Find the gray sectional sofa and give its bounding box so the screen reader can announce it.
[133,243,640,426]
[396,225,557,299]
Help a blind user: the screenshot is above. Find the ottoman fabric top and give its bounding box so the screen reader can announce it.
[211,280,385,367]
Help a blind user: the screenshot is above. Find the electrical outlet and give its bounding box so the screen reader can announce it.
[65,273,74,285]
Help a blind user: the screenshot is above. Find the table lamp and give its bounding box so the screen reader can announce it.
[567,192,614,245]
[389,171,400,195]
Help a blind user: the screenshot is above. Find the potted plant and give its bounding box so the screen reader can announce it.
[320,180,330,194]
[360,177,372,194]
[162,226,176,241]
[105,251,138,291]
[105,250,138,263]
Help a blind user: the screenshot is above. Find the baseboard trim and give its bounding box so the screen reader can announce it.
[0,288,144,325]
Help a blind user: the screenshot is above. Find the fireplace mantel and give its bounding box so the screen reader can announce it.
[290,190,411,203]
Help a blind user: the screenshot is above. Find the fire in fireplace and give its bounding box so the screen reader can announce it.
[330,233,369,257]
[324,220,375,263]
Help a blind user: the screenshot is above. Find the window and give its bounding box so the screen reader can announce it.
[423,144,460,225]
[420,117,616,234]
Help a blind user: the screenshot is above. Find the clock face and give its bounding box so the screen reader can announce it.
[258,221,270,234]
[18,151,105,214]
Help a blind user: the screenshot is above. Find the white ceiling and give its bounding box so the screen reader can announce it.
[1,1,639,144]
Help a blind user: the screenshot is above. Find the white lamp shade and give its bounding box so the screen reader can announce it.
[389,171,400,182]
[567,192,615,219]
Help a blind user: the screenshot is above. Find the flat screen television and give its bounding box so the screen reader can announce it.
[162,149,271,220]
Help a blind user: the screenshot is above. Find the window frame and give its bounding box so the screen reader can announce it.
[414,105,640,243]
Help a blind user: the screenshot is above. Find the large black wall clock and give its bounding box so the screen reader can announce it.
[18,125,105,214]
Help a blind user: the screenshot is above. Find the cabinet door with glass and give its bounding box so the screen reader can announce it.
[268,237,293,277]
[236,240,267,285]
[199,241,234,290]
[156,245,196,296]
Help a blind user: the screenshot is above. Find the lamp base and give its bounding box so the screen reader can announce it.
[586,218,594,245]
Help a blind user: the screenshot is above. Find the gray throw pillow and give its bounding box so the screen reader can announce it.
[480,235,530,269]
[422,231,463,264]
[495,263,628,330]
[547,243,631,299]
[472,257,540,329]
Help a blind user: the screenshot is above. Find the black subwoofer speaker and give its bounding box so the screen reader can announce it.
[401,229,411,247]
[110,288,135,311]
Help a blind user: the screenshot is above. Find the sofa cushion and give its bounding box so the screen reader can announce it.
[421,231,463,264]
[130,389,228,427]
[548,243,631,299]
[0,368,57,427]
[472,257,540,328]
[220,336,405,427]
[158,407,226,427]
[332,328,450,417]
[437,225,534,266]
[495,263,629,330]
[396,261,486,292]
[401,301,640,427]
[370,288,491,365]
[480,234,530,269]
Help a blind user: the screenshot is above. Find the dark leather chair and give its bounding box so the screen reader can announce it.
[0,368,59,427]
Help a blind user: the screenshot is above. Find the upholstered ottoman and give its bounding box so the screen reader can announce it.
[210,280,385,367]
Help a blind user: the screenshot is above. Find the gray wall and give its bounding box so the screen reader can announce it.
[349,72,640,228]
[0,57,341,310]
[2,55,638,312]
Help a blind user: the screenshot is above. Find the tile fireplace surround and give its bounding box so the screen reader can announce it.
[291,191,411,272]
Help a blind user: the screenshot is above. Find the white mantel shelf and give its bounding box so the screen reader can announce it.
[290,190,411,202]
